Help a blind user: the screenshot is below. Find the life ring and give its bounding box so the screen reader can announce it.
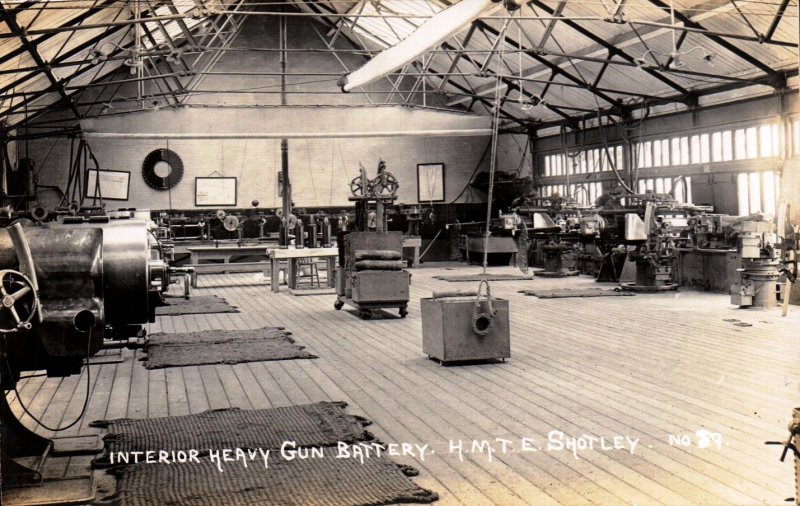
[142,148,184,190]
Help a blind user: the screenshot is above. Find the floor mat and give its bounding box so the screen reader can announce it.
[100,448,438,506]
[91,402,371,464]
[520,288,634,298]
[146,326,288,346]
[142,327,316,369]
[155,295,240,316]
[434,273,534,282]
[93,402,438,505]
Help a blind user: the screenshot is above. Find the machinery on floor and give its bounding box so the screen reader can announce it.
[514,196,583,277]
[334,161,410,319]
[0,211,189,493]
[729,204,797,309]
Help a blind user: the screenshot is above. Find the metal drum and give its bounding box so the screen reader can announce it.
[51,218,159,327]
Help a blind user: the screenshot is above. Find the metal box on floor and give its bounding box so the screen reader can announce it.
[421,295,510,364]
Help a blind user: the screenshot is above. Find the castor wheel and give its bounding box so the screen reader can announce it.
[399,306,408,318]
[334,300,344,310]
[359,310,372,320]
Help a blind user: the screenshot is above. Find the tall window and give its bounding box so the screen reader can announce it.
[637,177,692,203]
[737,171,781,216]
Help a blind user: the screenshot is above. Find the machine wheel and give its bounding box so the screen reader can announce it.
[334,300,344,310]
[359,309,372,320]
[399,306,408,318]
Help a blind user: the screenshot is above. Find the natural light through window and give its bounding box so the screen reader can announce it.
[348,0,444,48]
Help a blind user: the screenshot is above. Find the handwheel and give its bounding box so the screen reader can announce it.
[0,269,38,333]
[349,176,365,197]
[334,300,344,310]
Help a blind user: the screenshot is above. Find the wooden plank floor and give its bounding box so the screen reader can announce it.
[7,264,800,505]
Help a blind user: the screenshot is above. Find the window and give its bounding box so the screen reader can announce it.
[670,138,681,165]
[759,123,781,158]
[680,137,690,165]
[690,135,701,164]
[615,145,623,172]
[746,127,758,159]
[544,156,550,177]
[673,177,692,203]
[760,125,773,158]
[722,130,733,161]
[737,170,781,216]
[349,0,444,48]
[699,134,710,163]
[643,141,652,168]
[711,132,722,162]
[735,129,747,160]
[653,140,662,167]
[637,176,691,202]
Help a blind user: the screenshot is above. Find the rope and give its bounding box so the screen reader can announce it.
[472,75,504,335]
[481,76,503,275]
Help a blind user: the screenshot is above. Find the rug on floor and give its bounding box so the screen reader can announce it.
[92,402,438,505]
[141,327,316,369]
[99,448,438,506]
[155,295,240,316]
[91,402,371,464]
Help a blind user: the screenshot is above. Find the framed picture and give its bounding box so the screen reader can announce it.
[195,177,237,206]
[417,163,445,203]
[85,169,130,201]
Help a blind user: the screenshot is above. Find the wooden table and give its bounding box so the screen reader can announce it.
[186,244,270,264]
[185,245,272,287]
[268,247,338,293]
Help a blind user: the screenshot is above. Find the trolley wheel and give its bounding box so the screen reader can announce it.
[359,309,372,320]
[334,300,344,310]
[399,306,408,318]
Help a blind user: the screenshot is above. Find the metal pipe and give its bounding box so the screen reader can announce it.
[81,129,495,139]
[279,9,292,248]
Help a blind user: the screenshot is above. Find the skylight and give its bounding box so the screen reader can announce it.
[348,0,444,48]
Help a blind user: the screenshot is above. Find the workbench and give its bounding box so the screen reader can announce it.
[185,244,272,287]
[186,244,271,264]
[268,247,338,293]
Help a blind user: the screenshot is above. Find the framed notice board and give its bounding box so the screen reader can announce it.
[417,163,445,202]
[86,169,130,201]
[195,177,237,206]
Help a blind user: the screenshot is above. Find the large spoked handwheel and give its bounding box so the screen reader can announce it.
[349,175,366,197]
[372,173,398,196]
[0,269,38,333]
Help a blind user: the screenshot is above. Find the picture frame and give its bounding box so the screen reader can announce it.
[417,163,445,203]
[195,177,237,206]
[85,169,130,201]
